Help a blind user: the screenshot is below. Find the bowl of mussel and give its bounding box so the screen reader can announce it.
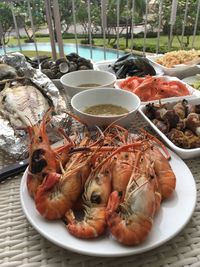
[95,53,163,79]
[40,53,94,89]
[71,87,141,127]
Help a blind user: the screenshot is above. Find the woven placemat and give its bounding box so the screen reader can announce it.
[0,112,200,267]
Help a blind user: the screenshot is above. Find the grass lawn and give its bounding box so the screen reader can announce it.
[7,34,200,59]
[22,50,59,58]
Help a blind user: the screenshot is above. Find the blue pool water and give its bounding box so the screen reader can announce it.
[0,43,125,61]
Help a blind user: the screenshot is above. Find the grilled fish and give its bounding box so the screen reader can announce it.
[0,83,50,128]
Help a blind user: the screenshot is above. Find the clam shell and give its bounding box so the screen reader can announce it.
[59,62,69,73]
[55,57,67,66]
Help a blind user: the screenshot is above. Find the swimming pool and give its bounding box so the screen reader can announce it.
[0,43,125,61]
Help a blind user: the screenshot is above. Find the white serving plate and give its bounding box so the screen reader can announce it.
[182,74,200,88]
[147,55,200,79]
[114,75,200,105]
[94,58,164,76]
[139,97,200,159]
[20,151,196,257]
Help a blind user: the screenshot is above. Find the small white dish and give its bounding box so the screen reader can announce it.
[20,150,197,257]
[71,87,141,127]
[60,70,116,98]
[139,97,200,159]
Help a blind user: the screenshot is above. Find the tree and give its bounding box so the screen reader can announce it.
[106,0,146,47]
[76,0,100,36]
[0,2,14,46]
[150,0,200,48]
[14,0,45,42]
[58,0,73,33]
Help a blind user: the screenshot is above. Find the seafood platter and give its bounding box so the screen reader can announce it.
[20,110,196,256]
[114,75,200,103]
[139,98,200,159]
[0,50,199,256]
[94,53,164,78]
[146,49,200,79]
[19,80,197,255]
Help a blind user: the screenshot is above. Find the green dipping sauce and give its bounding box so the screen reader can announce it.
[84,104,129,116]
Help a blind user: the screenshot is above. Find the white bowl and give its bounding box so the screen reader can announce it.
[60,70,116,98]
[71,88,141,128]
[139,97,200,159]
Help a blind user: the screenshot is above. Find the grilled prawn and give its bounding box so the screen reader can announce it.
[27,108,73,198]
[65,157,112,239]
[106,157,158,246]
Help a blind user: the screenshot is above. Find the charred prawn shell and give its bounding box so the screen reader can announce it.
[109,53,156,79]
[30,149,47,174]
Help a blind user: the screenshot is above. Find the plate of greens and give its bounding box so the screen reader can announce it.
[182,74,200,90]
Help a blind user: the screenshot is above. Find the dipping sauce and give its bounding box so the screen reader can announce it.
[84,104,129,116]
[77,83,101,87]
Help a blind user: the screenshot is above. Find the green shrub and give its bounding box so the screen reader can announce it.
[35,33,50,38]
[24,39,35,43]
[80,39,95,45]
[130,43,169,54]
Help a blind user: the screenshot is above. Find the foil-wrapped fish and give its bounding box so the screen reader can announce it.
[0,53,70,159]
[0,83,50,128]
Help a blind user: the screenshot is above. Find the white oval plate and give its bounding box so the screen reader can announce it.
[182,75,200,87]
[20,151,196,257]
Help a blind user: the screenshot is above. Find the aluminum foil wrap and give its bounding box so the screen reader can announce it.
[0,52,71,159]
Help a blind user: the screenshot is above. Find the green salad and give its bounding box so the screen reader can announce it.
[193,80,200,90]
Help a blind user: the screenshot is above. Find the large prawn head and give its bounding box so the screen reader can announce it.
[35,150,93,220]
[27,109,55,173]
[27,108,58,197]
[65,161,112,239]
[27,108,73,198]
